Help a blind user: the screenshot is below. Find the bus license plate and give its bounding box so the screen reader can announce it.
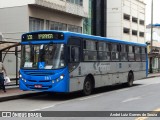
[34,85,42,88]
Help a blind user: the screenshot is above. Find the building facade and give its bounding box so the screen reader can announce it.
[91,0,106,37]
[107,0,146,43]
[0,0,88,41]
[0,0,89,76]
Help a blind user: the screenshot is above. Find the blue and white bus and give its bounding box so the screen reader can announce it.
[19,30,148,95]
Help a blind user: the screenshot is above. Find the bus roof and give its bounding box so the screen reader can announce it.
[22,30,147,47]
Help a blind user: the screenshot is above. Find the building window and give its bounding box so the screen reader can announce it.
[66,0,83,6]
[139,32,144,37]
[124,14,130,21]
[29,17,44,32]
[132,30,137,36]
[48,21,67,31]
[123,28,130,34]
[132,17,138,23]
[139,20,145,25]
[46,20,82,33]
[68,24,82,33]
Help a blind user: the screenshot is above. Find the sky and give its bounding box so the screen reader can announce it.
[145,0,160,25]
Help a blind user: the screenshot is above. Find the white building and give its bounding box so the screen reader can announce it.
[0,0,89,76]
[107,0,146,43]
[0,0,88,41]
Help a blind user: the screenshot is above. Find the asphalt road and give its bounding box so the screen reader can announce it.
[0,77,160,120]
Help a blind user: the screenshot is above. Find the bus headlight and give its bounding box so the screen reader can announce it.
[60,75,64,80]
[19,74,22,78]
[56,74,64,82]
[22,78,26,82]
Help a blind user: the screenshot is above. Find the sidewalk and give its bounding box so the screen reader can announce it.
[0,73,160,102]
[0,86,43,102]
[147,72,160,78]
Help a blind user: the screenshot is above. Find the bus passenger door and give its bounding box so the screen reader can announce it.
[67,37,83,92]
[67,37,81,73]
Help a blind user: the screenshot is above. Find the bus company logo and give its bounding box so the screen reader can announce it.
[93,62,111,72]
[2,112,12,117]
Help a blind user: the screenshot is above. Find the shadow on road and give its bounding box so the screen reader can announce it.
[24,83,142,101]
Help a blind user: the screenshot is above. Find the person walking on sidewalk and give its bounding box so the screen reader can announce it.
[0,61,7,92]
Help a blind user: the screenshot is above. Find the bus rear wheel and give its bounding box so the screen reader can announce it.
[83,77,93,96]
[127,72,134,87]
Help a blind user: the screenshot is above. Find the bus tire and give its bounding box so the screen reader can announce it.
[126,72,134,87]
[83,77,93,96]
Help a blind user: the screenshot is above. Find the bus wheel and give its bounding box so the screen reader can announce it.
[83,77,93,96]
[127,72,134,87]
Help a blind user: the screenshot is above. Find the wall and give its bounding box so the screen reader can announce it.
[107,0,146,43]
[0,0,35,8]
[107,0,122,39]
[0,6,29,41]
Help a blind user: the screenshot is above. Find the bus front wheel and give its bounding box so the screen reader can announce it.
[83,77,93,96]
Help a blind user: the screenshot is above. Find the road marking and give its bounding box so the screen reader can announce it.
[30,100,72,111]
[31,104,56,111]
[135,108,160,120]
[138,84,151,88]
[115,88,130,92]
[122,96,142,103]
[79,94,102,101]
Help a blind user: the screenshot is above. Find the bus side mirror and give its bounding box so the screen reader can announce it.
[68,46,79,62]
[71,47,76,60]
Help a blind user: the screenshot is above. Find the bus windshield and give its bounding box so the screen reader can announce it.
[21,44,65,69]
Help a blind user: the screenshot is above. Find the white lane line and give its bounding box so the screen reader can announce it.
[30,93,104,111]
[115,88,130,92]
[79,94,102,101]
[137,84,151,88]
[122,96,142,103]
[31,104,56,111]
[30,101,71,111]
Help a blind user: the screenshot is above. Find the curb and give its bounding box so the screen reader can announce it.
[0,92,44,102]
[147,75,160,79]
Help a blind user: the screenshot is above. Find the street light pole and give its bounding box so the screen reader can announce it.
[149,0,153,73]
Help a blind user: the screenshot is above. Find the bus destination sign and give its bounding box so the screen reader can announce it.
[22,32,64,41]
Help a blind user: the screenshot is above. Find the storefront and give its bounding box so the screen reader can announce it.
[147,41,160,73]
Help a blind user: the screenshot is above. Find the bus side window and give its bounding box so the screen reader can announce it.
[141,47,146,61]
[128,45,135,61]
[111,43,120,61]
[135,46,141,61]
[120,44,128,61]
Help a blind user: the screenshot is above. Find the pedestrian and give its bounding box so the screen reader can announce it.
[0,61,7,92]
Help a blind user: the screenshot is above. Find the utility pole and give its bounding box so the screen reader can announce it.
[149,0,153,73]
